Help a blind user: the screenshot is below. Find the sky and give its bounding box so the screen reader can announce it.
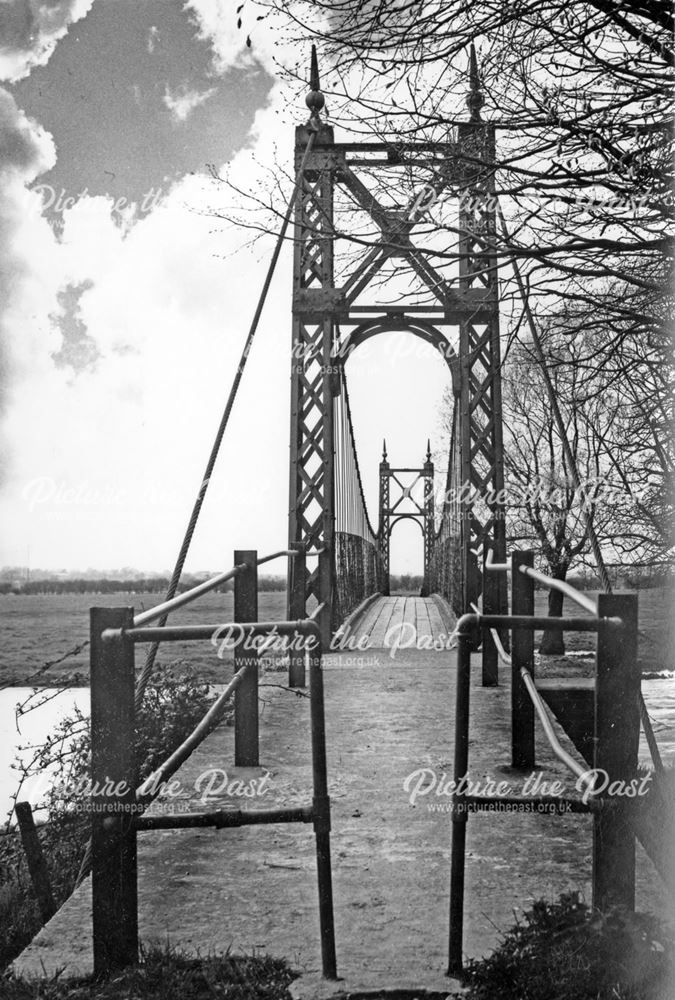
[0,0,451,577]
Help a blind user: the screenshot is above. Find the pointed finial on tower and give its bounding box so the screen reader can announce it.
[426,438,432,463]
[305,44,325,120]
[466,43,484,122]
[382,439,388,462]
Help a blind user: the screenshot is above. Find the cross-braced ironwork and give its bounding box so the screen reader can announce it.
[377,442,435,597]
[287,45,507,640]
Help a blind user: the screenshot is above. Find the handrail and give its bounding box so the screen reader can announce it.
[134,546,326,627]
[106,618,322,644]
[519,667,594,792]
[513,561,663,774]
[485,548,510,572]
[136,613,325,797]
[256,547,325,566]
[476,613,621,631]
[519,564,596,615]
[256,549,296,567]
[89,598,336,978]
[471,602,511,665]
[133,564,246,627]
[456,611,594,790]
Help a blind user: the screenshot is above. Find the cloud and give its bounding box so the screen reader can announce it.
[0,86,58,444]
[0,0,95,83]
[185,0,302,78]
[163,82,216,122]
[0,86,54,177]
[0,157,297,569]
[0,3,446,573]
[0,0,299,569]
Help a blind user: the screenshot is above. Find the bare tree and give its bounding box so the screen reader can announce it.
[230,0,673,579]
[501,332,614,652]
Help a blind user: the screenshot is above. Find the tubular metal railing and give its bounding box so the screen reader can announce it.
[133,565,245,627]
[518,563,597,615]
[518,667,594,789]
[484,549,664,774]
[89,546,337,980]
[448,548,642,977]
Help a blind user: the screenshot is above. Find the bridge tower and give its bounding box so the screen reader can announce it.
[287,45,507,657]
[377,441,435,597]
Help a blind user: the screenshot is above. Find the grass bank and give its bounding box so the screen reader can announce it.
[2,948,295,999]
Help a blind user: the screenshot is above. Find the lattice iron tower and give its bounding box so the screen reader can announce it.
[287,45,507,646]
[377,441,435,597]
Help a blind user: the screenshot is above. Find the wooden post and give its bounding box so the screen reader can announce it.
[481,549,499,686]
[288,542,307,687]
[593,592,639,911]
[234,550,259,767]
[15,801,56,924]
[90,606,138,975]
[511,551,535,769]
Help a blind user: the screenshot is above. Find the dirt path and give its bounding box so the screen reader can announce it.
[13,636,673,991]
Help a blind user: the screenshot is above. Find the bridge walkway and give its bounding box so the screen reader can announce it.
[13,600,671,992]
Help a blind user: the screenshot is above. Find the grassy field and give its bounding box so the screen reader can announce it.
[532,586,673,676]
[0,585,671,687]
[0,591,288,686]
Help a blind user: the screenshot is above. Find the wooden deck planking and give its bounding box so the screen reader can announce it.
[349,595,456,649]
[368,598,398,646]
[426,600,447,636]
[355,598,387,640]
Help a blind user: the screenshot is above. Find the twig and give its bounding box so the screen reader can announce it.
[259,683,310,698]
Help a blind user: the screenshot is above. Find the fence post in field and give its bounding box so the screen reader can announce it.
[15,800,56,925]
[511,550,535,769]
[593,592,639,911]
[90,605,138,975]
[234,550,259,767]
[288,541,307,687]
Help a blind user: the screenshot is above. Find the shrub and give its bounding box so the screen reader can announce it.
[463,892,675,1000]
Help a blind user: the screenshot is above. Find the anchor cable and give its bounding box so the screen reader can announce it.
[134,129,318,708]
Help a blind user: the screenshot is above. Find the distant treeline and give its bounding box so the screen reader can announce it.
[389,574,425,592]
[0,575,288,596]
[1,568,670,597]
[567,567,674,591]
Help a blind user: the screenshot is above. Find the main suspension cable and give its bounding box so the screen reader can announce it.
[134,128,318,708]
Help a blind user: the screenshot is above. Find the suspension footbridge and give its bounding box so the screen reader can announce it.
[11,45,672,993]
